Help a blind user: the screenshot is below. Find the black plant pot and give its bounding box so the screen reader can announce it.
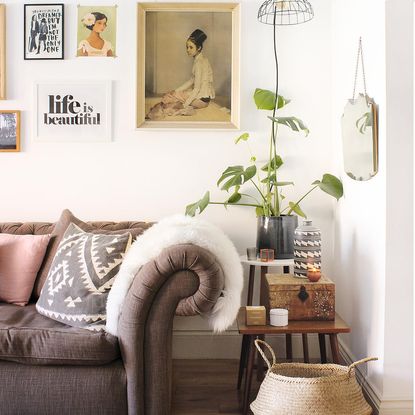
[256,215,298,259]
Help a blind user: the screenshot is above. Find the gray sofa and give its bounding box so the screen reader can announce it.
[0,220,225,415]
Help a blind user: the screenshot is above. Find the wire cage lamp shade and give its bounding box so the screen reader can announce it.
[258,0,314,25]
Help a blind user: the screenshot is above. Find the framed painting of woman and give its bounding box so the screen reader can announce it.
[24,4,64,60]
[77,5,117,57]
[137,3,240,129]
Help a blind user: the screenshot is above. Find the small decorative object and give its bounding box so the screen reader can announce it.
[251,339,377,415]
[137,2,240,129]
[294,219,321,279]
[270,308,288,327]
[260,249,274,262]
[24,4,64,60]
[246,247,257,261]
[266,273,335,320]
[307,266,321,282]
[34,81,112,142]
[0,4,5,99]
[77,5,117,57]
[246,306,266,326]
[0,110,20,152]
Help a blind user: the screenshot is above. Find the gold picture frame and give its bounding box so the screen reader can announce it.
[0,4,5,99]
[0,110,20,152]
[137,2,240,129]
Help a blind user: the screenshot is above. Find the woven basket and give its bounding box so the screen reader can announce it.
[251,339,377,415]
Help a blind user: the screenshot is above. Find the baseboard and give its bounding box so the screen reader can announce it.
[338,340,414,415]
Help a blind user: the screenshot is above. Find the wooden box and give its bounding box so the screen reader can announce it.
[245,306,266,325]
[266,274,335,321]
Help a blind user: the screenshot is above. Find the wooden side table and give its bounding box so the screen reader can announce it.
[238,256,294,388]
[237,307,351,415]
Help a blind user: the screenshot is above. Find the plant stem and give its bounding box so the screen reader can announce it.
[286,185,318,214]
[271,9,280,216]
[209,201,262,208]
[250,179,269,206]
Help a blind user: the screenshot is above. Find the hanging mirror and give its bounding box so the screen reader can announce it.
[342,38,379,181]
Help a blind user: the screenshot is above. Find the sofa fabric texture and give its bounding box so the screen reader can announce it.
[0,233,50,306]
[36,223,132,330]
[0,303,120,365]
[0,360,127,415]
[33,209,152,298]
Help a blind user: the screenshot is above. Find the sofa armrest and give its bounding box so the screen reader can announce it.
[117,243,225,415]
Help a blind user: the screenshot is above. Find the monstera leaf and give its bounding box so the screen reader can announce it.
[254,88,290,110]
[312,174,344,200]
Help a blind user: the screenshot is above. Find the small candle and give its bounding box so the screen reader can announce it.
[307,267,321,282]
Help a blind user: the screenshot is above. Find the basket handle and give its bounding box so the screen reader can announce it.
[348,357,378,375]
[254,339,276,370]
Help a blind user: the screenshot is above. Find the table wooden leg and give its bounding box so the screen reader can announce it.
[259,266,269,307]
[247,265,255,306]
[286,334,293,362]
[302,334,309,363]
[243,336,255,415]
[329,334,341,364]
[237,335,248,390]
[318,334,327,363]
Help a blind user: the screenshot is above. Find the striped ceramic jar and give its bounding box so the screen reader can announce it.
[294,220,321,278]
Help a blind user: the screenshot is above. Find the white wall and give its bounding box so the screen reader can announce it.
[332,0,413,413]
[383,0,413,408]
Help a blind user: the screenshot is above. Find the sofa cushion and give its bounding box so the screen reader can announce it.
[0,303,120,365]
[0,234,50,306]
[36,223,132,331]
[34,209,148,298]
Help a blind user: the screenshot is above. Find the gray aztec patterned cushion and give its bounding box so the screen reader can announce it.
[36,223,132,331]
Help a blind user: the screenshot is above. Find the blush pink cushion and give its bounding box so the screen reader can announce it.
[0,234,50,306]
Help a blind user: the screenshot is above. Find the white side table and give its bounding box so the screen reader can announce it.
[240,255,294,306]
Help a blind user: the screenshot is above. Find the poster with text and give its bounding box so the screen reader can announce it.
[24,4,64,60]
[34,81,112,142]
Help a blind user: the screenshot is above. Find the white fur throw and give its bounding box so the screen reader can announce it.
[106,215,243,336]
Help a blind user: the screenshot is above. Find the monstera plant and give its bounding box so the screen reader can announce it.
[185,88,343,258]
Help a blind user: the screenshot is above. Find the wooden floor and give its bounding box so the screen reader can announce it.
[171,359,376,415]
[172,359,260,415]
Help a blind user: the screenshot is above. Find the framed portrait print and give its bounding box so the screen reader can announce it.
[24,4,64,60]
[0,4,5,99]
[34,81,112,142]
[0,111,20,152]
[137,3,240,129]
[77,5,117,57]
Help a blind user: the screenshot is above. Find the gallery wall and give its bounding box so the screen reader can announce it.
[0,0,337,356]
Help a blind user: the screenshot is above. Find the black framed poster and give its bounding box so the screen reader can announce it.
[24,4,64,60]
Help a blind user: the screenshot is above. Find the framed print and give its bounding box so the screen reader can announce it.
[24,4,64,60]
[34,81,112,142]
[137,3,240,129]
[0,4,5,99]
[77,5,117,57]
[0,111,20,152]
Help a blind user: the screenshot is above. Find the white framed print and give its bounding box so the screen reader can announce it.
[34,81,112,142]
